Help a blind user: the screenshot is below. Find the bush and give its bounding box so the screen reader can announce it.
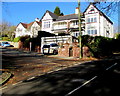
[13,37,20,42]
[115,33,120,40]
[23,38,30,48]
[82,35,114,58]
[2,37,10,41]
[19,35,30,42]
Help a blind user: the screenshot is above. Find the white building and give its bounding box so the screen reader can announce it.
[15,18,41,38]
[41,3,113,38]
[15,3,113,38]
[84,3,113,38]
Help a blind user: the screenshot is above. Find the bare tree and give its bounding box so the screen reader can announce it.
[92,0,119,16]
[0,21,16,39]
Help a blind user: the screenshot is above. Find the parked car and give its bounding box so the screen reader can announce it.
[42,43,59,54]
[0,42,14,47]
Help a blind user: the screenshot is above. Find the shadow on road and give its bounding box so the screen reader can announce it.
[2,59,120,96]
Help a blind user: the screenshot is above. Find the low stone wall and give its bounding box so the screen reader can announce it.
[58,43,70,57]
[58,42,91,58]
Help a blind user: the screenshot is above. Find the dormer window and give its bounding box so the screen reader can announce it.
[88,8,95,14]
[90,8,94,11]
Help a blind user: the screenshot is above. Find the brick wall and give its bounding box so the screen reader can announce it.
[72,42,80,58]
[58,43,70,57]
[58,42,91,58]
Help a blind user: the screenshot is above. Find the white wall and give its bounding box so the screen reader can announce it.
[30,22,41,37]
[84,4,113,38]
[15,23,31,37]
[41,12,53,33]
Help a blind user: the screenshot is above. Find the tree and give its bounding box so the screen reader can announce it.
[92,0,119,16]
[115,33,120,39]
[0,21,16,40]
[54,6,64,16]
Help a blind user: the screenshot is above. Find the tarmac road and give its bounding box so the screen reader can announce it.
[1,55,120,96]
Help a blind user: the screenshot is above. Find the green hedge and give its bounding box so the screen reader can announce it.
[13,37,20,42]
[2,37,10,41]
[19,35,41,51]
[81,35,117,58]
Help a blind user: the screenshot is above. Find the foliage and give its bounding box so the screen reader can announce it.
[0,21,16,40]
[13,37,20,42]
[19,35,30,42]
[54,6,64,16]
[19,35,41,51]
[115,33,120,40]
[81,35,116,58]
[2,37,10,41]
[24,38,30,48]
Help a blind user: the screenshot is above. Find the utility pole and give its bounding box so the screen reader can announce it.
[78,0,82,59]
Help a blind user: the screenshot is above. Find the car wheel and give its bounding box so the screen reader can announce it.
[53,50,58,55]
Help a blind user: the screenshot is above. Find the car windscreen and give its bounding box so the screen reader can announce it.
[50,43,58,47]
[43,45,50,48]
[3,42,9,44]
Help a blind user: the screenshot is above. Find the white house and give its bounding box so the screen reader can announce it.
[15,3,113,38]
[41,9,84,37]
[41,3,113,38]
[41,10,58,34]
[15,18,41,38]
[84,3,113,38]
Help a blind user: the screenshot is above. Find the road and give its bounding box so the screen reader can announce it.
[1,47,87,86]
[1,48,120,96]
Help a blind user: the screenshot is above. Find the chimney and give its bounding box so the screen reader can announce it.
[75,7,79,14]
[35,18,40,22]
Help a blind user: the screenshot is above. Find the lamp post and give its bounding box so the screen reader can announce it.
[78,0,82,59]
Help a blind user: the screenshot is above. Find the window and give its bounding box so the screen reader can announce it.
[91,18,94,22]
[87,17,97,23]
[87,29,97,35]
[73,21,78,26]
[95,30,97,34]
[87,18,90,23]
[88,30,90,34]
[106,31,110,37]
[94,17,97,22]
[90,8,94,11]
[44,21,50,28]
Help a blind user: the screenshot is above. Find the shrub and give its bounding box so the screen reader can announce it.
[23,38,30,48]
[115,33,120,40]
[19,35,30,42]
[2,37,10,41]
[13,37,20,42]
[82,35,114,58]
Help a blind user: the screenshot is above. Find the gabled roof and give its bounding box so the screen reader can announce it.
[17,21,41,29]
[47,10,58,19]
[27,21,34,29]
[21,22,27,28]
[84,3,113,24]
[41,10,58,20]
[41,10,84,22]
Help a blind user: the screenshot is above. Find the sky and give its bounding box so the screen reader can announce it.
[1,0,119,32]
[1,2,90,25]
